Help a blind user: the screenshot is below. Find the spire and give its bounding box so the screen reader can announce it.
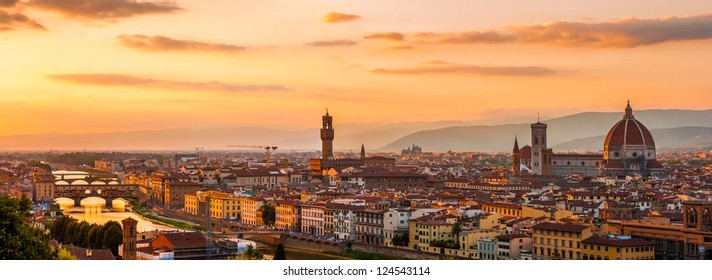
[513,135,520,153]
[360,144,366,160]
[537,112,540,123]
[624,100,634,120]
[325,108,329,116]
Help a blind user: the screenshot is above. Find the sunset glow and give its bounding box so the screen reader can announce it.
[1,0,711,136]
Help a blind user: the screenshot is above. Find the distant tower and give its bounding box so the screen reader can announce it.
[531,116,548,176]
[321,109,334,160]
[360,144,366,160]
[121,217,138,260]
[512,136,521,176]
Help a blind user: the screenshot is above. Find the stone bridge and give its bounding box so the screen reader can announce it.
[55,184,138,208]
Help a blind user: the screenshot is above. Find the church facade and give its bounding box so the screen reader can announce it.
[514,102,663,178]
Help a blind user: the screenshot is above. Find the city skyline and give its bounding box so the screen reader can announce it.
[1,0,712,136]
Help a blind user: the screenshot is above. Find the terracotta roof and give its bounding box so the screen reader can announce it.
[496,234,530,242]
[65,245,115,260]
[158,232,206,250]
[647,161,664,169]
[604,103,655,149]
[583,236,653,247]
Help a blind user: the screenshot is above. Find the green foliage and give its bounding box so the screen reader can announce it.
[326,250,400,260]
[241,244,264,260]
[75,222,91,247]
[0,195,58,260]
[429,239,460,249]
[260,205,276,226]
[64,220,78,244]
[273,244,286,260]
[391,233,409,247]
[451,222,462,237]
[102,221,124,256]
[57,248,77,260]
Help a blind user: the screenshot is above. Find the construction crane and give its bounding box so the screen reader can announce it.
[226,145,278,167]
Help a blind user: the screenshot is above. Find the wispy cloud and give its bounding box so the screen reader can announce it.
[305,39,356,47]
[118,34,244,52]
[364,32,405,41]
[321,12,361,23]
[415,14,712,48]
[371,61,556,76]
[0,10,45,31]
[49,74,289,92]
[383,45,414,51]
[28,0,181,20]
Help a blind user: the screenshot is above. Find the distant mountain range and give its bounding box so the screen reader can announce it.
[380,110,712,152]
[0,109,710,152]
[553,127,712,151]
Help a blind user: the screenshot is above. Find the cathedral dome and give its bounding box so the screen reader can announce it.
[604,102,655,150]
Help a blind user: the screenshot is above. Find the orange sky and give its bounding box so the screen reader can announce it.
[1,0,711,135]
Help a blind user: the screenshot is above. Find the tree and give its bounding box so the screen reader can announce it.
[86,224,101,249]
[93,225,107,249]
[75,222,91,247]
[241,244,264,260]
[260,205,276,227]
[102,221,123,256]
[451,222,462,247]
[57,248,78,260]
[273,244,286,260]
[64,220,78,244]
[0,195,57,260]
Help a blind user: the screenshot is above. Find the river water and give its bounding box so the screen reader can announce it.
[56,197,178,232]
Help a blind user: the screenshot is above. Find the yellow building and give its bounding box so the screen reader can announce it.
[33,178,55,202]
[478,212,504,230]
[582,235,654,260]
[532,223,593,260]
[410,215,458,253]
[241,196,265,226]
[481,202,522,217]
[184,191,242,220]
[522,205,575,221]
[275,200,300,231]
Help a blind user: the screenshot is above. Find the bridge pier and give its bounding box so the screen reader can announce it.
[106,197,113,208]
[73,198,81,207]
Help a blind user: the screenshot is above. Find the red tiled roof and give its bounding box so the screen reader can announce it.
[583,236,653,247]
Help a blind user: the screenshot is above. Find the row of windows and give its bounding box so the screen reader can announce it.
[533,238,581,248]
[534,230,582,238]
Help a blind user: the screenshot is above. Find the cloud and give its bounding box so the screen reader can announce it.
[364,32,405,41]
[415,14,712,48]
[28,0,181,20]
[49,74,289,92]
[118,34,244,52]
[305,39,356,47]
[321,12,361,23]
[384,45,414,51]
[0,0,18,7]
[0,10,45,31]
[371,61,556,76]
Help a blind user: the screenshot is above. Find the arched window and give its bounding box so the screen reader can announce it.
[703,208,711,227]
[687,208,698,227]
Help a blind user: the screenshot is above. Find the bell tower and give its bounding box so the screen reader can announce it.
[121,217,138,260]
[321,109,334,160]
[531,115,548,176]
[512,136,521,176]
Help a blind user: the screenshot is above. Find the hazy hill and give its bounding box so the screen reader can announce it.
[381,110,712,152]
[1,109,710,152]
[553,127,712,151]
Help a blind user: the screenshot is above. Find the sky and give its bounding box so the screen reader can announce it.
[0,0,711,136]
